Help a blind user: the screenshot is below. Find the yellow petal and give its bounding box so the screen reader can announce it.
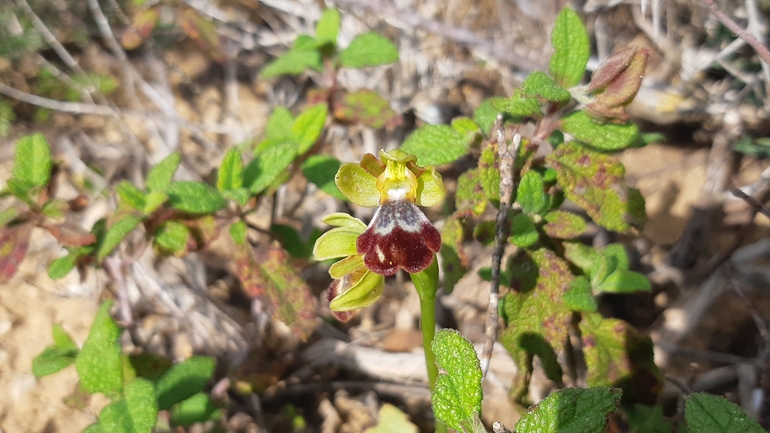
[312,227,359,261]
[329,254,366,279]
[335,163,379,207]
[321,213,367,232]
[415,166,446,207]
[329,270,385,312]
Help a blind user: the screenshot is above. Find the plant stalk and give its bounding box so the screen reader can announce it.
[410,257,448,433]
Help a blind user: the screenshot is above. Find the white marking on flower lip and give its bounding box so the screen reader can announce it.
[375,245,386,263]
[371,199,427,235]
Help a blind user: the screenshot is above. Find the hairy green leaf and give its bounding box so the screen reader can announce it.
[563,276,597,312]
[99,379,157,433]
[491,90,541,117]
[229,220,247,245]
[518,171,549,215]
[156,356,215,410]
[685,393,764,433]
[292,104,328,154]
[32,324,79,378]
[401,125,468,166]
[217,148,244,192]
[41,198,69,219]
[500,250,573,402]
[440,214,467,294]
[13,133,52,188]
[624,404,672,433]
[261,48,323,78]
[431,329,483,432]
[579,312,660,401]
[166,181,226,214]
[48,253,78,279]
[455,169,487,215]
[339,32,398,68]
[473,97,505,135]
[76,301,122,394]
[170,393,222,427]
[521,71,571,103]
[561,111,640,151]
[549,8,590,88]
[315,8,340,45]
[154,221,190,255]
[265,107,294,139]
[515,387,621,433]
[543,210,586,239]
[97,215,143,260]
[116,181,147,211]
[301,154,345,200]
[510,213,539,248]
[146,153,180,192]
[245,140,298,194]
[548,142,646,232]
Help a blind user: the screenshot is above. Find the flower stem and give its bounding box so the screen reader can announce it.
[410,257,448,433]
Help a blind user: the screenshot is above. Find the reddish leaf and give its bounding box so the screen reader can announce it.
[0,223,33,283]
[45,223,97,247]
[121,7,160,50]
[184,215,222,250]
[178,9,225,63]
[332,90,402,129]
[586,47,649,121]
[233,242,317,339]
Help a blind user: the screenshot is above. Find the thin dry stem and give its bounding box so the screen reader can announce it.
[481,115,520,378]
[702,0,770,78]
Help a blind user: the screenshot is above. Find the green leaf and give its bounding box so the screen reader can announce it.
[624,404,673,433]
[518,171,549,215]
[440,214,467,294]
[579,312,660,400]
[156,356,215,410]
[170,392,221,426]
[543,210,586,239]
[153,221,190,255]
[0,98,15,138]
[521,71,571,103]
[166,181,226,214]
[265,107,294,139]
[6,178,37,205]
[549,7,590,88]
[292,104,328,154]
[363,403,418,433]
[229,220,248,245]
[128,352,172,382]
[491,89,541,118]
[48,253,78,279]
[401,125,468,166]
[76,301,123,394]
[563,276,597,312]
[455,169,487,215]
[41,198,69,219]
[431,329,483,432]
[97,215,143,260]
[271,224,310,259]
[315,8,340,45]
[99,379,158,433]
[261,48,323,78]
[143,191,168,214]
[451,117,482,145]
[510,213,539,248]
[478,145,500,206]
[116,181,147,211]
[217,148,243,192]
[563,241,598,274]
[32,324,79,377]
[301,154,345,200]
[146,153,180,192]
[13,133,52,188]
[0,207,20,227]
[244,140,299,194]
[597,269,651,293]
[515,387,621,433]
[548,142,646,232]
[221,187,250,207]
[473,97,504,135]
[500,249,573,402]
[82,423,103,433]
[685,393,765,433]
[561,111,640,151]
[340,32,399,68]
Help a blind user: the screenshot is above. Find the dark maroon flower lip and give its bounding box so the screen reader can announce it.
[356,199,441,276]
[327,278,355,322]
